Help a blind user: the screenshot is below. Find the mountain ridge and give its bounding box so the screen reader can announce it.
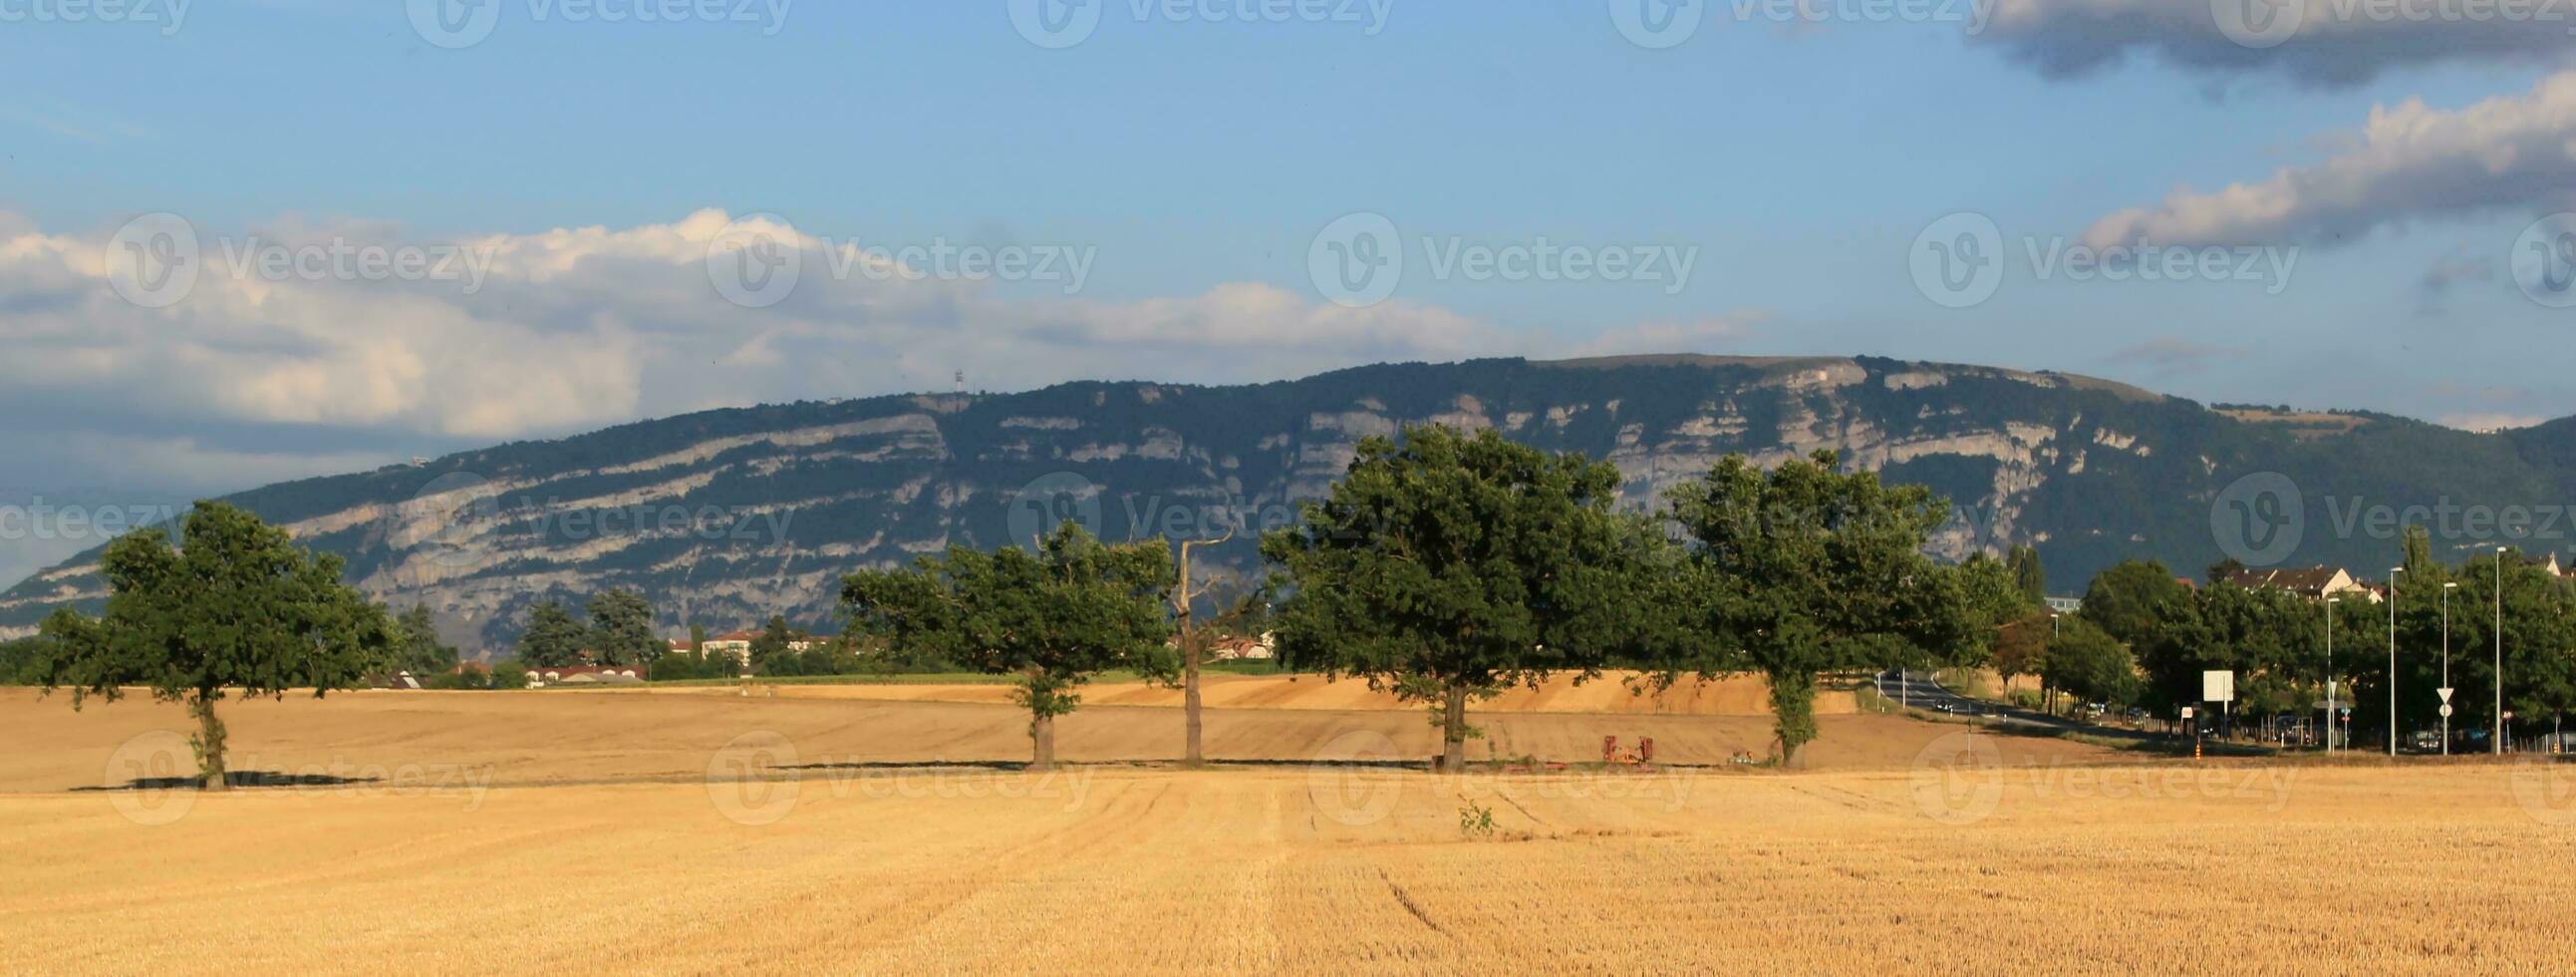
[6,355,2567,652]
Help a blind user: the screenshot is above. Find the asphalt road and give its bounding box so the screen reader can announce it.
[1873,671,2150,741]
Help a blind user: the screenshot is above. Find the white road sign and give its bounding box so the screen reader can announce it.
[2203,671,2235,703]
[2438,687,2454,704]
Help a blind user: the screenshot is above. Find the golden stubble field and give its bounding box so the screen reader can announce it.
[7,687,2576,974]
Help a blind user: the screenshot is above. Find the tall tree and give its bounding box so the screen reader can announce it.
[1665,451,1985,767]
[2080,559,2191,649]
[844,521,1174,770]
[392,604,460,678]
[1170,524,1236,768]
[1261,425,1664,772]
[2007,543,2048,607]
[586,590,660,667]
[30,502,393,790]
[518,600,587,668]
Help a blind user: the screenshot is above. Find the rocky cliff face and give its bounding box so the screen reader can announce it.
[6,356,2560,652]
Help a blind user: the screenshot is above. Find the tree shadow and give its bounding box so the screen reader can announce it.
[73,771,386,792]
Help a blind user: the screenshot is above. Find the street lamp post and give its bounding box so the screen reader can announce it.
[2443,581,2459,757]
[2326,596,2341,755]
[2496,546,2507,756]
[2389,566,2403,758]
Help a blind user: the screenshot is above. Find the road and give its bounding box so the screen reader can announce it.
[1873,670,2155,742]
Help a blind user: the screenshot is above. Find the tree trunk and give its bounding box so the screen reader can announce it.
[188,693,229,792]
[1183,630,1204,769]
[1029,711,1056,772]
[1440,684,1469,773]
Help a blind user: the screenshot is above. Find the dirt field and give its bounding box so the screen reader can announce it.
[10,689,2576,973]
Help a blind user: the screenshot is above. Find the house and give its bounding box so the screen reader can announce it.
[702,631,757,666]
[1207,632,1278,661]
[2225,566,2378,602]
[2523,553,2565,577]
[2044,595,2083,615]
[528,665,645,687]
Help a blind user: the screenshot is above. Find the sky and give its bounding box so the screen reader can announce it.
[3,1,2576,584]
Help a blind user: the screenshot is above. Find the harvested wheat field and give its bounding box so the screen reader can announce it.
[0,683,2077,793]
[672,670,1862,716]
[11,690,2576,973]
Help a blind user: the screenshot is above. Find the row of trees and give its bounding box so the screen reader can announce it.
[846,426,2022,770]
[2058,531,2576,743]
[17,425,2042,784]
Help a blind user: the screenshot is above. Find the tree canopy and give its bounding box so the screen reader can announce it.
[30,501,394,790]
[843,521,1174,769]
[518,600,587,668]
[1260,425,1664,770]
[1664,451,1992,766]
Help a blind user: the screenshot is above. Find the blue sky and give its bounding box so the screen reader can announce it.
[3,1,2575,583]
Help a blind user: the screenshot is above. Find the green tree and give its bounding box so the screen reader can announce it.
[2045,618,2138,708]
[1665,452,1984,767]
[30,502,394,790]
[1264,426,1673,771]
[843,521,1175,770]
[747,616,797,671]
[2080,559,2191,648]
[689,622,709,657]
[392,604,459,678]
[519,600,587,668]
[2007,543,2048,607]
[0,636,52,685]
[586,590,659,667]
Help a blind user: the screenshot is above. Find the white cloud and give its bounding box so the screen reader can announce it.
[1979,0,2576,85]
[0,209,1542,442]
[2083,71,2576,247]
